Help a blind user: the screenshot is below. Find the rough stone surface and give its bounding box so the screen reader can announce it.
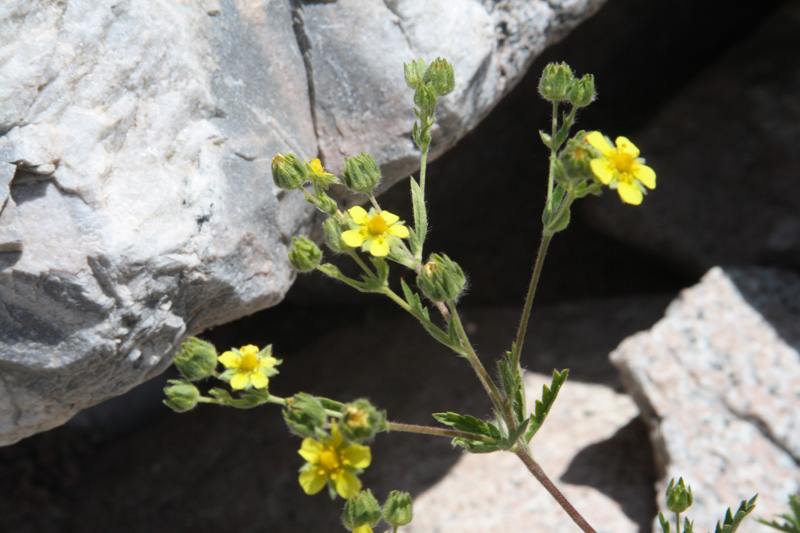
[582,2,800,274]
[611,267,800,531]
[0,0,605,445]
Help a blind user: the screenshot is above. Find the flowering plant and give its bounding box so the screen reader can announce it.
[164,59,756,532]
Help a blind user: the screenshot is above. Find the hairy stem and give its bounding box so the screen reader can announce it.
[388,421,494,443]
[515,447,596,533]
[511,230,553,370]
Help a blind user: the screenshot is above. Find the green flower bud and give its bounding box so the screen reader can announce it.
[163,380,200,412]
[414,83,438,112]
[323,217,350,253]
[271,153,308,190]
[416,253,466,303]
[342,153,381,193]
[558,132,600,184]
[340,399,386,443]
[665,478,693,514]
[342,490,382,529]
[173,337,218,380]
[309,191,339,216]
[289,235,322,272]
[383,490,413,527]
[404,58,427,89]
[568,74,596,107]
[283,392,327,439]
[423,57,455,96]
[538,62,575,102]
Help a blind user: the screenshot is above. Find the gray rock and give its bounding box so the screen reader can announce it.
[611,267,800,531]
[0,0,605,445]
[582,2,800,273]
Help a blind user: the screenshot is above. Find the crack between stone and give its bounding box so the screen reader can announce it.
[0,370,22,427]
[288,0,322,161]
[684,362,800,467]
[381,0,413,51]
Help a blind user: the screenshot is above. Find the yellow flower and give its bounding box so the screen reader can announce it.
[586,131,656,205]
[341,206,409,257]
[298,423,372,499]
[307,158,338,188]
[218,344,278,390]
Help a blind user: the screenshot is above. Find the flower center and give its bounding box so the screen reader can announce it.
[612,151,634,172]
[319,448,341,472]
[368,214,388,235]
[239,352,259,372]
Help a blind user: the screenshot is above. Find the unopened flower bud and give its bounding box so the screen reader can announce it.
[568,74,596,107]
[665,478,693,514]
[271,153,308,190]
[283,392,327,438]
[404,58,427,89]
[163,380,200,412]
[538,62,575,102]
[414,83,438,112]
[323,217,350,253]
[342,153,381,193]
[174,337,218,380]
[311,191,339,216]
[342,490,382,529]
[289,235,322,272]
[423,57,455,96]
[340,399,385,443]
[383,490,413,527]
[416,253,466,303]
[558,132,599,183]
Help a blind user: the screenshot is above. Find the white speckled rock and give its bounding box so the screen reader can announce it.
[0,0,605,445]
[611,267,800,531]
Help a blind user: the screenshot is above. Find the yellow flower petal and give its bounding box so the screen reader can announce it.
[368,237,390,257]
[330,423,343,447]
[586,131,613,155]
[218,351,241,368]
[342,444,371,469]
[250,372,269,389]
[379,210,400,225]
[617,180,643,205]
[589,159,615,184]
[240,344,260,357]
[341,229,366,247]
[230,372,250,390]
[387,224,409,238]
[347,206,369,224]
[352,526,373,533]
[632,163,656,189]
[259,356,277,370]
[614,136,640,157]
[298,438,322,463]
[299,468,327,495]
[335,469,362,499]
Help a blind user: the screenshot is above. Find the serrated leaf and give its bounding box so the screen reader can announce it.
[433,412,492,437]
[400,278,424,313]
[410,178,427,256]
[452,438,502,454]
[757,495,800,533]
[657,512,670,533]
[500,417,531,450]
[715,495,758,533]
[513,384,526,424]
[525,369,569,442]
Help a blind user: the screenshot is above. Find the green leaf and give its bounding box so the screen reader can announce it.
[539,130,552,149]
[497,348,526,424]
[208,387,270,409]
[525,369,569,442]
[410,177,427,256]
[451,438,501,454]
[447,317,461,348]
[715,495,758,533]
[500,417,530,450]
[433,412,495,438]
[757,495,800,533]
[370,256,390,284]
[657,512,670,533]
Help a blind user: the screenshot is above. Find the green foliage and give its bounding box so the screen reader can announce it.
[715,496,758,533]
[758,495,800,533]
[525,369,569,442]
